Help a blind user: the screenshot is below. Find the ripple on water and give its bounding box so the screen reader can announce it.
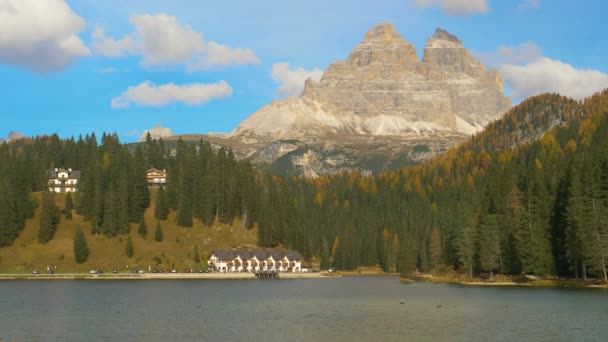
[1,277,607,342]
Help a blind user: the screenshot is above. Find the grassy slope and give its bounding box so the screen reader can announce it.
[0,191,257,273]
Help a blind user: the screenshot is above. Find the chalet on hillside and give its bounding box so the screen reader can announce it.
[208,250,304,273]
[146,168,167,187]
[48,168,80,193]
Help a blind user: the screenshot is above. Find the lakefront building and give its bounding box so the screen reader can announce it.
[208,250,304,273]
[48,168,80,193]
[146,168,167,187]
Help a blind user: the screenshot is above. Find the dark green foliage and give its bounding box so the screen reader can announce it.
[154,186,169,220]
[154,221,163,242]
[64,192,73,220]
[125,236,134,258]
[320,239,330,270]
[138,218,147,238]
[130,146,150,223]
[261,90,608,279]
[73,227,89,264]
[3,90,608,281]
[38,191,60,244]
[193,244,200,264]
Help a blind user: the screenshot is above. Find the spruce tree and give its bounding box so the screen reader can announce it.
[154,186,169,220]
[125,236,134,258]
[320,238,330,270]
[64,192,73,220]
[477,211,500,279]
[193,245,200,264]
[454,207,475,279]
[399,236,417,277]
[130,145,150,222]
[73,227,89,264]
[428,227,442,271]
[38,190,59,243]
[137,217,147,238]
[154,221,163,242]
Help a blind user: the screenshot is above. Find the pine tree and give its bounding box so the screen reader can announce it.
[454,206,475,279]
[130,145,150,222]
[193,245,200,264]
[399,235,417,277]
[428,227,442,271]
[477,213,500,280]
[125,236,134,258]
[137,217,147,238]
[154,221,163,242]
[73,227,89,264]
[38,190,59,243]
[154,186,169,220]
[64,192,73,220]
[320,238,330,270]
[390,234,400,273]
[516,176,554,275]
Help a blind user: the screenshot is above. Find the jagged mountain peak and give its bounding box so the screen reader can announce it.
[227,23,512,176]
[430,28,462,46]
[8,131,25,142]
[360,22,407,45]
[346,22,418,67]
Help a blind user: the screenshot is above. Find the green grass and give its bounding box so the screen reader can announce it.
[0,191,258,273]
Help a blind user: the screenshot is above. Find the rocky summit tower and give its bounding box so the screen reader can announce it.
[227,23,512,176]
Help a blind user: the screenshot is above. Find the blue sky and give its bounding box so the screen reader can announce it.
[1,0,607,142]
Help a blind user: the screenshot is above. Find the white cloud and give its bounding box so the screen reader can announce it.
[92,13,259,70]
[271,63,323,98]
[519,0,541,10]
[92,28,137,58]
[497,41,542,64]
[131,14,206,66]
[413,0,488,15]
[187,41,260,71]
[480,41,542,66]
[0,0,90,72]
[97,67,118,73]
[111,81,233,108]
[139,125,174,142]
[502,57,608,100]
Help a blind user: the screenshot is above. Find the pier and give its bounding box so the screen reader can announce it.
[255,271,279,279]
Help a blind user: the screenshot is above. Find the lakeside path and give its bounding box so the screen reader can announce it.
[0,272,334,280]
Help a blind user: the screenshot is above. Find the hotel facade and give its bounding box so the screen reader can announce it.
[208,250,304,273]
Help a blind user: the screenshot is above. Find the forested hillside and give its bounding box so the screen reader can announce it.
[0,133,263,248]
[2,90,608,279]
[260,90,608,280]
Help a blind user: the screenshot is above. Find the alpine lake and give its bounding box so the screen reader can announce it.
[1,275,607,341]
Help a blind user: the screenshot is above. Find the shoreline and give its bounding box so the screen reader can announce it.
[0,272,335,280]
[400,273,608,289]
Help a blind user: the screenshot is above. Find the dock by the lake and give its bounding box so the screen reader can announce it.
[0,272,333,280]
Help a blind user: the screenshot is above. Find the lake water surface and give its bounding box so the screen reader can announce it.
[1,276,607,341]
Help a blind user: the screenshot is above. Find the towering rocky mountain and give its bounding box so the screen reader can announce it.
[8,131,25,142]
[219,23,511,176]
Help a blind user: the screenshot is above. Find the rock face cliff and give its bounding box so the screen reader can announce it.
[227,23,512,176]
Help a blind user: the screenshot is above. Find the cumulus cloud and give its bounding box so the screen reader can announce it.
[483,41,608,100]
[502,57,608,100]
[92,28,137,58]
[0,0,90,72]
[188,41,260,71]
[271,63,323,98]
[92,13,259,69]
[111,81,233,108]
[139,125,174,142]
[413,0,488,15]
[480,41,542,66]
